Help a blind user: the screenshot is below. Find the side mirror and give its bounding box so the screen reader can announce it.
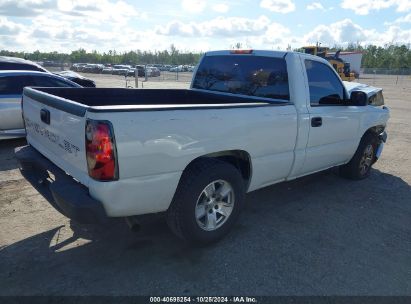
[350,91,368,106]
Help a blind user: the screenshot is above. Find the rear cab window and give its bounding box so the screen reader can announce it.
[193,55,290,101]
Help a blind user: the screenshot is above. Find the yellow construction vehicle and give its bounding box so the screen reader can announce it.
[302,46,356,81]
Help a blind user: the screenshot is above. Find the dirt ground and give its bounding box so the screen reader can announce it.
[0,74,410,296]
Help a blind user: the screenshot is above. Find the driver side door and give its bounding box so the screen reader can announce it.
[300,59,364,174]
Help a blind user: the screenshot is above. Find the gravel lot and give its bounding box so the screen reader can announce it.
[0,74,410,296]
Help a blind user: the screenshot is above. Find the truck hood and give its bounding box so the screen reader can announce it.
[342,81,382,97]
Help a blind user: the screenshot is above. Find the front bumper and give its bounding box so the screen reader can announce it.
[376,131,388,160]
[379,131,387,143]
[15,145,108,224]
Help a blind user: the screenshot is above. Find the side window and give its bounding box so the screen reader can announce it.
[0,76,35,95]
[33,76,73,87]
[305,60,345,106]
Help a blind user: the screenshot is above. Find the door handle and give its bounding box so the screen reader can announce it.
[311,117,322,127]
[40,109,50,125]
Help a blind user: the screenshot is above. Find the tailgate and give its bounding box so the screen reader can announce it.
[23,87,90,186]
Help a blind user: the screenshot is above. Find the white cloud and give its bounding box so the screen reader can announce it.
[395,0,411,12]
[341,0,411,15]
[0,0,144,25]
[262,22,292,45]
[260,0,295,14]
[389,13,411,24]
[213,3,229,13]
[0,16,22,35]
[306,2,325,11]
[57,0,144,25]
[0,0,150,52]
[0,0,56,16]
[156,16,293,50]
[303,18,411,47]
[157,15,272,37]
[156,20,199,37]
[304,19,366,45]
[376,25,411,44]
[181,0,206,13]
[0,1,410,54]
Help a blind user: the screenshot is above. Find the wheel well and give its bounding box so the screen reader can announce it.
[363,125,385,138]
[184,150,252,189]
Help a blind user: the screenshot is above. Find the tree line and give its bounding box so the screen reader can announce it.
[0,44,202,66]
[336,43,411,70]
[1,43,411,69]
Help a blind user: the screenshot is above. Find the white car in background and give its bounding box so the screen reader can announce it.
[0,70,81,140]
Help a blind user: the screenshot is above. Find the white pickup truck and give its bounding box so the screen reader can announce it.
[16,50,389,245]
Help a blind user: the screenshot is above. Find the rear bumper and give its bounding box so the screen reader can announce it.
[0,128,25,140]
[15,145,108,224]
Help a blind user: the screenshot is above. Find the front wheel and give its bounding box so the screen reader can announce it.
[339,133,378,180]
[166,158,245,245]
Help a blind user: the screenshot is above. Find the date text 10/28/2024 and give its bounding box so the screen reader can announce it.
[149,297,258,303]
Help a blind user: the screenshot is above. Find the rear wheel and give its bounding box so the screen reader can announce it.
[166,158,245,245]
[339,133,378,180]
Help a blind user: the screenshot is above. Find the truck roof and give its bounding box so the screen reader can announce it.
[204,50,327,63]
[205,50,289,58]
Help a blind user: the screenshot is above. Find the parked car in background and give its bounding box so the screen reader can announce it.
[101,67,113,74]
[135,65,145,77]
[169,65,184,72]
[149,67,161,77]
[0,58,96,88]
[145,67,154,77]
[112,65,132,75]
[0,56,48,72]
[54,71,96,87]
[70,63,87,72]
[0,70,81,140]
[156,65,169,71]
[42,61,62,68]
[126,69,137,77]
[82,64,104,73]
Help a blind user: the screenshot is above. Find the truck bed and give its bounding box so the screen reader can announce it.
[24,88,289,115]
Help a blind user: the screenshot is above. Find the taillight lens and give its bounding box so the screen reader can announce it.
[230,49,253,54]
[85,120,118,181]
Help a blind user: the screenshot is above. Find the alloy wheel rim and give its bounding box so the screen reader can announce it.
[195,180,235,231]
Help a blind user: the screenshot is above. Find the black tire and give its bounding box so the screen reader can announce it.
[166,158,245,245]
[339,132,379,180]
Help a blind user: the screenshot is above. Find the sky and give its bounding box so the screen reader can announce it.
[0,0,410,53]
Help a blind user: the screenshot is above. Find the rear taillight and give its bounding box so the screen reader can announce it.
[85,120,118,181]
